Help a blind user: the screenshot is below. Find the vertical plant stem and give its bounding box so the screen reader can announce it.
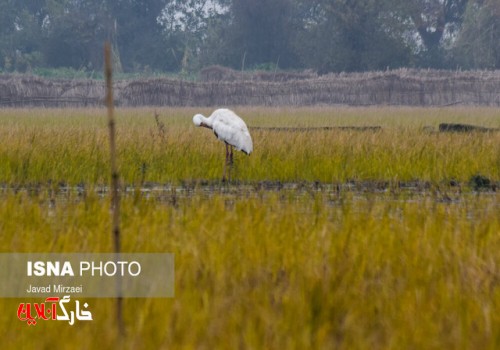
[104,41,125,336]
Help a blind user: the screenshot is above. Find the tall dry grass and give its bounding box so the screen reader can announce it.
[0,107,498,185]
[0,107,498,349]
[0,189,498,349]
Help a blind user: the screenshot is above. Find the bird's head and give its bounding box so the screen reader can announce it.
[192,114,204,127]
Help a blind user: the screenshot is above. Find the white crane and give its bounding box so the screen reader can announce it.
[193,108,253,181]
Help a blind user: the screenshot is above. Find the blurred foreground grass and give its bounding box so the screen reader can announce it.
[0,189,498,349]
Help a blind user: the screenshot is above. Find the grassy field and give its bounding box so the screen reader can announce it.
[1,189,499,349]
[0,107,498,185]
[0,107,499,349]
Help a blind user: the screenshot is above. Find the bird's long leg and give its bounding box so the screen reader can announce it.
[228,146,234,182]
[222,143,229,182]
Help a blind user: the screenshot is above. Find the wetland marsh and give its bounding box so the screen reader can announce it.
[1,107,498,349]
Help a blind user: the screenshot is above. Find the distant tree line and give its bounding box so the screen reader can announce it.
[0,0,499,76]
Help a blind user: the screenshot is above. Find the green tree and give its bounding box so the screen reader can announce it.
[402,0,469,67]
[452,0,500,68]
[223,0,299,70]
[42,0,109,70]
[1,0,172,73]
[160,0,230,72]
[0,0,47,71]
[108,0,170,72]
[294,0,411,73]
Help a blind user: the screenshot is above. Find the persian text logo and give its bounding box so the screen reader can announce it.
[17,295,93,326]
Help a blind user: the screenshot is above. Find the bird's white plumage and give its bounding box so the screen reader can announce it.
[193,109,253,154]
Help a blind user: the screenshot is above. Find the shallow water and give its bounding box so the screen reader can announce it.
[1,180,497,207]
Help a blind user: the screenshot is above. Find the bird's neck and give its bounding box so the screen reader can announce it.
[200,116,213,129]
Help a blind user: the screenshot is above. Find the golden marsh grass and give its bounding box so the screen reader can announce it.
[0,189,499,349]
[0,107,499,349]
[0,107,498,185]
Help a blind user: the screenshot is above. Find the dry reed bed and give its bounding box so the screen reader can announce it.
[2,69,500,107]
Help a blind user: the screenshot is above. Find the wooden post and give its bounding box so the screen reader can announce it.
[104,42,125,336]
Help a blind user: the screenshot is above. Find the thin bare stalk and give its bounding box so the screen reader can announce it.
[104,41,125,336]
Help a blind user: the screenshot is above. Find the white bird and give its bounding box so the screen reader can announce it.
[193,108,253,181]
